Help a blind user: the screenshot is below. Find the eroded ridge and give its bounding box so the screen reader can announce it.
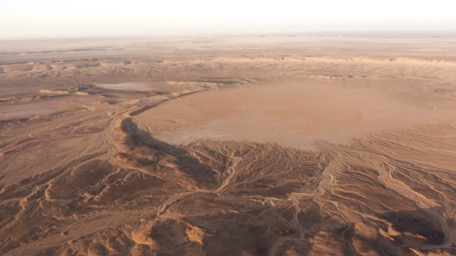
[1,117,455,255]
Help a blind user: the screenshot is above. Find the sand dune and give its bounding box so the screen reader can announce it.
[0,35,455,255]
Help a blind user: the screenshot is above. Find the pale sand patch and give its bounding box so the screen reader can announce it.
[96,82,151,91]
[0,102,57,120]
[39,89,70,95]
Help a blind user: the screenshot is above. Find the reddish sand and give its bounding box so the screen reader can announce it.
[142,81,455,149]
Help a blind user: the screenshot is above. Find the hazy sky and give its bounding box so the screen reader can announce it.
[1,0,455,39]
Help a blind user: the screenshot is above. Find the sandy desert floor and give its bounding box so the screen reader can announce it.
[0,35,456,255]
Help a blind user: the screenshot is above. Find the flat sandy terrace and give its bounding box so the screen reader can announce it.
[139,79,456,149]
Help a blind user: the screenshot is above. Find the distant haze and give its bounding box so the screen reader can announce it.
[1,0,455,39]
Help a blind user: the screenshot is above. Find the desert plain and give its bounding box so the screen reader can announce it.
[0,35,456,255]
